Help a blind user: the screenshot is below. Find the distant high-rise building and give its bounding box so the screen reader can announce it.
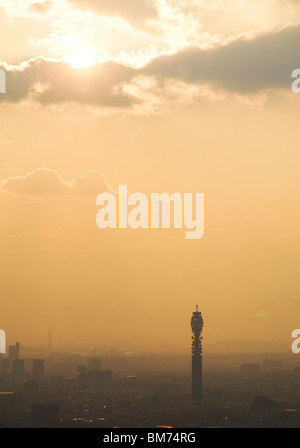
[48,330,52,352]
[88,358,101,372]
[241,363,260,376]
[102,370,113,396]
[88,370,103,395]
[33,359,45,381]
[77,365,88,389]
[262,360,284,372]
[191,305,203,402]
[252,396,282,426]
[0,357,8,376]
[9,342,19,369]
[78,365,87,375]
[12,358,24,383]
[87,370,113,396]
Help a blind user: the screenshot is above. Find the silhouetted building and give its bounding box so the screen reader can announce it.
[78,365,87,374]
[48,330,52,352]
[293,366,300,377]
[9,342,19,369]
[191,305,203,402]
[0,357,8,375]
[77,365,88,389]
[88,370,113,396]
[252,396,282,427]
[33,359,45,381]
[241,363,260,376]
[262,360,284,372]
[102,370,113,396]
[88,358,101,372]
[12,359,24,383]
[88,371,103,395]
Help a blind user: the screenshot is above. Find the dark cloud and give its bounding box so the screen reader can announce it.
[144,24,300,93]
[1,168,113,196]
[67,0,158,26]
[0,58,136,107]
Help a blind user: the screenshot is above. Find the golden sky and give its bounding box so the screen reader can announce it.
[0,0,300,352]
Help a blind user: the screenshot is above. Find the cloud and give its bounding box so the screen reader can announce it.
[144,24,300,94]
[66,0,158,26]
[0,23,299,112]
[0,58,135,108]
[29,1,53,14]
[0,168,114,196]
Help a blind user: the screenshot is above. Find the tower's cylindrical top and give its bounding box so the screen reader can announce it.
[191,306,204,334]
[191,306,203,357]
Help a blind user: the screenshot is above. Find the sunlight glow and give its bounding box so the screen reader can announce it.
[67,48,96,69]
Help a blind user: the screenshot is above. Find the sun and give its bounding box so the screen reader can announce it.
[67,47,96,69]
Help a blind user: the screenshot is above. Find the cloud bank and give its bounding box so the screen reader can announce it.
[0,58,135,108]
[144,24,300,94]
[0,24,299,111]
[28,1,54,14]
[66,0,158,26]
[1,168,113,196]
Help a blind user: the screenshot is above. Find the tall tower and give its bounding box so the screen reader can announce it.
[191,305,204,402]
[48,330,52,353]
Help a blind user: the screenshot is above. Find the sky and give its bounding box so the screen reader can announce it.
[0,0,300,352]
